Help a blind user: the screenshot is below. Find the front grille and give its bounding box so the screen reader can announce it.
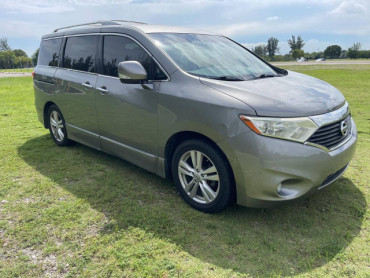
[308,115,351,150]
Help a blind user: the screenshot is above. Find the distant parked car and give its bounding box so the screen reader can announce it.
[33,20,357,212]
[316,58,326,62]
[297,57,306,62]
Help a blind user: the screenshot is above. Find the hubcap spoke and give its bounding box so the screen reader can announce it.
[57,128,64,140]
[189,182,199,198]
[50,118,58,127]
[179,160,194,177]
[196,151,203,171]
[204,174,219,182]
[179,167,192,177]
[200,180,216,203]
[190,151,204,171]
[52,111,58,121]
[184,179,196,192]
[202,165,217,175]
[190,151,197,169]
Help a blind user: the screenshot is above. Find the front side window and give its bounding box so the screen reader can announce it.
[103,35,167,80]
[63,36,97,72]
[149,33,277,80]
[38,38,62,67]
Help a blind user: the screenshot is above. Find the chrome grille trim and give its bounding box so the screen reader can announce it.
[304,103,353,152]
[309,102,349,127]
[305,116,352,152]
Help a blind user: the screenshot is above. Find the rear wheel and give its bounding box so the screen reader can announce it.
[171,139,234,213]
[47,105,72,147]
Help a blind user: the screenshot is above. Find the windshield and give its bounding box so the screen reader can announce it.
[149,33,277,80]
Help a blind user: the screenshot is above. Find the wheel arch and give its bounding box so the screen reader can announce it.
[164,131,236,199]
[164,131,237,205]
[43,101,57,128]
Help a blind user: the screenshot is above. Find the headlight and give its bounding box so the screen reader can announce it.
[240,115,318,143]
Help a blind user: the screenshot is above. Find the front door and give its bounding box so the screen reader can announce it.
[95,35,167,172]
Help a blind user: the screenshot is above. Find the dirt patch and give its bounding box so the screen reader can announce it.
[22,247,65,277]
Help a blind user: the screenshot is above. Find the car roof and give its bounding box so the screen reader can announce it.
[43,20,216,39]
[132,23,214,35]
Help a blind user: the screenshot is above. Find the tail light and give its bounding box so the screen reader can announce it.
[32,71,35,78]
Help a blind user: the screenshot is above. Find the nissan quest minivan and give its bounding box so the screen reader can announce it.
[33,20,357,212]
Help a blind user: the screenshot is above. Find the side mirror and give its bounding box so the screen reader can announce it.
[118,61,147,83]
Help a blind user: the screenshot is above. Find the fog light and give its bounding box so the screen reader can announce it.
[276,180,301,198]
[277,183,282,194]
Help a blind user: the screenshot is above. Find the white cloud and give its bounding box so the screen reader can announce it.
[1,0,370,55]
[216,7,370,38]
[1,20,51,38]
[242,42,266,49]
[304,39,339,53]
[266,16,281,21]
[2,0,75,14]
[329,0,368,16]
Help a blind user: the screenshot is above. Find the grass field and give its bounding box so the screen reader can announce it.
[0,68,34,73]
[0,65,369,277]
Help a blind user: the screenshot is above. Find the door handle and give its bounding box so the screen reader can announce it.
[97,86,109,95]
[82,82,93,89]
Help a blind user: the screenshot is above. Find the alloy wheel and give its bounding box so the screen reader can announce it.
[50,110,65,142]
[178,150,220,204]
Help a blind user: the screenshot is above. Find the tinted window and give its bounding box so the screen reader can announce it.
[103,35,166,80]
[63,36,97,72]
[38,38,62,67]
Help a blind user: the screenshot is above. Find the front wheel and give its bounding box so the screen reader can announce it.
[171,139,234,213]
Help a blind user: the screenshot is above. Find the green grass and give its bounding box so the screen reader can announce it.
[271,59,370,63]
[0,68,33,73]
[0,65,369,277]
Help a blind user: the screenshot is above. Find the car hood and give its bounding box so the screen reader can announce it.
[200,71,345,117]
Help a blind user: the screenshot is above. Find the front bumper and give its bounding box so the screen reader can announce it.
[218,118,357,208]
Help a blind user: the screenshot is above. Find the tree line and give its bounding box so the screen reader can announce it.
[251,36,370,61]
[1,34,369,69]
[0,38,36,69]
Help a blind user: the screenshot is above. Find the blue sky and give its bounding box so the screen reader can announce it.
[1,0,369,56]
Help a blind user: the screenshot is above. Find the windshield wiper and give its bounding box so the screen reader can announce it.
[258,74,279,78]
[211,76,244,81]
[248,73,284,80]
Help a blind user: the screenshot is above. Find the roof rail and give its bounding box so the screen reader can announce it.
[53,21,120,33]
[110,20,147,25]
[53,20,147,33]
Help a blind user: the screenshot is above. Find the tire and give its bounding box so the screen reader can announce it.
[47,105,72,147]
[171,139,234,213]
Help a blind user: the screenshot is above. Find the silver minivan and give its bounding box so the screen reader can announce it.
[33,20,357,212]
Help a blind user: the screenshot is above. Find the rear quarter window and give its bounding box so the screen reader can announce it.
[38,38,62,67]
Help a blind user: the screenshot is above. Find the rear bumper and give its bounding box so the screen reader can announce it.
[218,119,357,208]
[33,81,47,127]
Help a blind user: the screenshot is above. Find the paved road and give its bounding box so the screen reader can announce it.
[0,72,32,78]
